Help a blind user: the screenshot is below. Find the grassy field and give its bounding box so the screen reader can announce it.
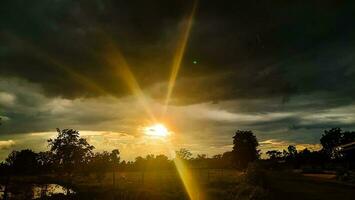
[2,169,355,200]
[70,169,244,200]
[266,171,355,200]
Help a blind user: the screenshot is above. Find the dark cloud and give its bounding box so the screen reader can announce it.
[2,0,355,156]
[1,0,355,103]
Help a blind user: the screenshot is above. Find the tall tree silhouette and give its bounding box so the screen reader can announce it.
[232,130,259,169]
[48,128,94,174]
[320,128,355,159]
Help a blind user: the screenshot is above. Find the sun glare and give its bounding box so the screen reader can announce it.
[144,123,170,137]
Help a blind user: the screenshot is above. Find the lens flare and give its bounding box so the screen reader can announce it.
[163,0,198,114]
[174,157,203,200]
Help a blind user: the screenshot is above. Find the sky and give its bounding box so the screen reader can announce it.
[1,0,355,161]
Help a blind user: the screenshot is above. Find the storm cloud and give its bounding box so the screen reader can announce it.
[1,0,355,159]
[1,0,355,102]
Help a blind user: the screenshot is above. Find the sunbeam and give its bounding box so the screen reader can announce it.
[104,41,157,122]
[163,0,198,115]
[164,140,202,200]
[174,157,203,200]
[4,33,108,96]
[76,9,159,123]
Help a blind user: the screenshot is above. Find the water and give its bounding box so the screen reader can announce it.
[0,183,74,199]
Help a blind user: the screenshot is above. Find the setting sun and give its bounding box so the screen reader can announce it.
[144,123,170,137]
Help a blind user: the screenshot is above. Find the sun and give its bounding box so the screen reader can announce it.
[144,123,170,137]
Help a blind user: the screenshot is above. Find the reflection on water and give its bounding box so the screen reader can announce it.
[0,183,74,199]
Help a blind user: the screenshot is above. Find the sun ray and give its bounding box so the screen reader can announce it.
[56,7,157,122]
[163,0,198,115]
[174,157,202,200]
[164,141,202,200]
[104,41,157,122]
[5,33,108,96]
[162,2,202,199]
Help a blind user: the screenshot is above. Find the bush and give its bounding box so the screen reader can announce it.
[228,162,270,200]
[245,162,267,188]
[336,169,355,183]
[232,183,270,200]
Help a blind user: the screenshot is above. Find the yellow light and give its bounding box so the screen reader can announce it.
[163,0,198,115]
[6,34,108,96]
[144,123,170,137]
[174,157,202,200]
[104,41,157,122]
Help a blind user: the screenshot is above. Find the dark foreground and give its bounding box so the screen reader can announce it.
[1,170,354,200]
[267,172,355,200]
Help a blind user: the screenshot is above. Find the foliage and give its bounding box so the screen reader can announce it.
[175,148,192,160]
[231,163,270,200]
[320,127,355,160]
[266,150,282,160]
[245,162,267,187]
[47,128,94,173]
[1,126,354,181]
[37,151,55,172]
[336,169,355,183]
[232,130,260,169]
[287,145,297,156]
[5,149,39,174]
[89,151,112,183]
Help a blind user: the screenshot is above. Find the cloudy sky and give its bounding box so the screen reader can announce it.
[1,0,355,160]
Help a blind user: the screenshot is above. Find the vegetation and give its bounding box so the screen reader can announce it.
[232,130,260,169]
[0,127,354,199]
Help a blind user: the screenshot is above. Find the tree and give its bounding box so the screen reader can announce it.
[221,151,234,168]
[48,128,94,174]
[37,151,55,173]
[232,130,260,169]
[5,149,39,174]
[266,150,282,160]
[110,149,120,187]
[282,145,297,160]
[287,145,297,157]
[175,148,192,160]
[155,154,170,170]
[134,156,146,171]
[90,151,111,183]
[320,128,355,159]
[196,154,207,160]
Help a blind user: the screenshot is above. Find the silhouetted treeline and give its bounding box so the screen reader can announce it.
[1,127,354,179]
[265,128,355,171]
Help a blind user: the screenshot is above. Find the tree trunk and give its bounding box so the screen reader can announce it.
[3,176,10,200]
[112,165,116,188]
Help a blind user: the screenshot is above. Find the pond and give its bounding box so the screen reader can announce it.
[0,183,75,199]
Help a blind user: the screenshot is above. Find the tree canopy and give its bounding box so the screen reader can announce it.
[232,130,260,169]
[48,128,94,173]
[320,128,355,159]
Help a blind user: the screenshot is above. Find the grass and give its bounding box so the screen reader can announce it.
[72,169,244,200]
[266,171,355,200]
[2,169,355,200]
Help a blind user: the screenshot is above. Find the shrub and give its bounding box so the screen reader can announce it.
[245,162,267,188]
